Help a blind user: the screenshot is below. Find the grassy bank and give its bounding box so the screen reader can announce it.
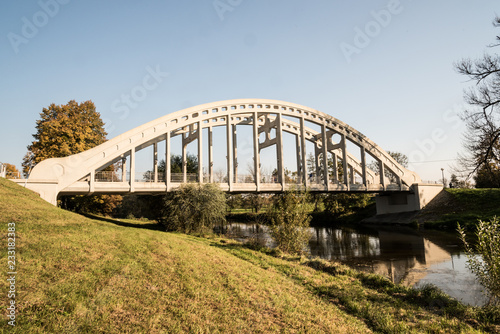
[417,188,500,229]
[0,178,498,333]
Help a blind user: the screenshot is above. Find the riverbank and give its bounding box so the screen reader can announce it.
[413,188,500,229]
[1,178,499,333]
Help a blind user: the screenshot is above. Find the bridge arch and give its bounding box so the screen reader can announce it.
[22,99,423,205]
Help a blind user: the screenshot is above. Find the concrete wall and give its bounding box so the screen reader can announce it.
[375,183,443,215]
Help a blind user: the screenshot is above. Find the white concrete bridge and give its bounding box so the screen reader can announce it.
[13,99,442,214]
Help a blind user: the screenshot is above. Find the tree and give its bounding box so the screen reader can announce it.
[449,173,473,188]
[455,17,500,185]
[267,190,312,255]
[474,165,500,188]
[1,163,21,179]
[161,183,226,234]
[367,151,408,183]
[156,154,198,175]
[23,100,121,213]
[306,153,317,180]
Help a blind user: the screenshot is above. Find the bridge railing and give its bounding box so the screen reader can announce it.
[92,170,406,189]
[95,171,122,182]
[4,172,22,179]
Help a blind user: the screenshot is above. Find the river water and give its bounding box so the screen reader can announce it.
[220,222,489,306]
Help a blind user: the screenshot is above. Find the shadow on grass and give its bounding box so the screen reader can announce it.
[81,213,164,231]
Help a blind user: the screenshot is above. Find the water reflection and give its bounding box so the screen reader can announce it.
[220,222,488,306]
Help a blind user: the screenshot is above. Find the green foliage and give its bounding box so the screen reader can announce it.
[226,194,243,212]
[162,183,226,233]
[474,165,500,188]
[267,190,312,255]
[61,194,122,217]
[243,193,269,213]
[324,193,371,218]
[114,194,164,221]
[157,154,198,174]
[458,217,500,305]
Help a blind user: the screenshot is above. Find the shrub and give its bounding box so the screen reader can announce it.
[323,193,371,217]
[458,217,500,305]
[267,190,312,255]
[161,183,226,234]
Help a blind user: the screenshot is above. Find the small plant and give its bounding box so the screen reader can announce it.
[162,183,226,234]
[458,217,500,305]
[267,190,312,255]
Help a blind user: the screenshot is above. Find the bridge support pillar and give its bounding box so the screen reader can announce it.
[226,116,233,191]
[253,112,261,191]
[121,156,127,183]
[130,148,136,192]
[379,161,386,190]
[153,142,158,183]
[300,117,308,187]
[341,134,349,189]
[321,124,329,190]
[276,114,285,190]
[360,147,367,187]
[375,183,443,215]
[198,121,203,183]
[208,127,214,183]
[165,132,171,189]
[331,153,338,183]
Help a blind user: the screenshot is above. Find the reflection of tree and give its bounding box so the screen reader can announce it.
[309,227,380,261]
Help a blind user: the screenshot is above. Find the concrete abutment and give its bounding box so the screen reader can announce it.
[375,183,444,215]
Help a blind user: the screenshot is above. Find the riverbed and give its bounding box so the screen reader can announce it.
[220,221,489,306]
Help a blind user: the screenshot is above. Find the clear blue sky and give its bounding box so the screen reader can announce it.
[1,0,498,181]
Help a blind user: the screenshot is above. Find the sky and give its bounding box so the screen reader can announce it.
[1,0,499,182]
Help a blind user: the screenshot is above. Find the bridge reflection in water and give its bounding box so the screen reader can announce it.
[221,222,488,306]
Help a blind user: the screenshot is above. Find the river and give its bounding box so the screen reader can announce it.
[220,221,489,306]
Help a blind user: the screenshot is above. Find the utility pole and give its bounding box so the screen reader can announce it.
[441,168,445,187]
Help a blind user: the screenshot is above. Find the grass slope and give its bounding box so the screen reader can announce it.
[418,188,500,229]
[0,178,497,333]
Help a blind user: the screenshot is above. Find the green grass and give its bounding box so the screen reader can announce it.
[0,178,498,333]
[421,188,500,229]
